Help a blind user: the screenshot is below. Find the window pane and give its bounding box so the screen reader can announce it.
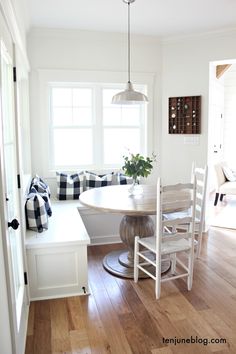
[52,88,72,106]
[73,107,92,125]
[103,107,121,125]
[121,106,140,125]
[52,107,73,126]
[53,128,93,166]
[103,106,140,126]
[103,89,120,106]
[103,128,140,164]
[73,88,92,106]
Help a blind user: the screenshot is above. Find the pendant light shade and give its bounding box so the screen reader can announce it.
[112,82,148,105]
[112,0,148,105]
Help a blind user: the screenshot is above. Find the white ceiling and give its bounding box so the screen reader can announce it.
[26,0,236,38]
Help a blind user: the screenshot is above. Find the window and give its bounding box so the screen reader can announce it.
[49,82,148,171]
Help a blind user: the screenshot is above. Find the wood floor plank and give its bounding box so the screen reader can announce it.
[50,298,71,353]
[66,296,85,331]
[119,312,155,354]
[24,335,34,354]
[171,318,212,354]
[27,301,35,336]
[88,244,131,317]
[116,278,166,350]
[91,288,133,354]
[79,295,113,354]
[69,329,91,354]
[33,300,52,354]
[151,347,174,354]
[200,309,235,352]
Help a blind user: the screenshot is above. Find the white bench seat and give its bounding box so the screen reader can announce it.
[25,200,90,301]
[26,200,90,248]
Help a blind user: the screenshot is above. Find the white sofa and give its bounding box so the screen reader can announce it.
[214,163,236,205]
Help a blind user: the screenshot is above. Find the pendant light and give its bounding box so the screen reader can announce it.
[112,0,148,105]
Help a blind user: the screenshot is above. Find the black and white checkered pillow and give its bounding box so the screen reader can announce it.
[85,172,113,190]
[56,172,84,200]
[30,176,52,216]
[25,192,48,233]
[31,175,51,197]
[116,173,133,185]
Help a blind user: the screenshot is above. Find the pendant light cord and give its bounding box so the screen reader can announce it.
[128,1,131,83]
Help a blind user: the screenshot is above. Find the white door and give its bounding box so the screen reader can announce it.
[0,15,29,354]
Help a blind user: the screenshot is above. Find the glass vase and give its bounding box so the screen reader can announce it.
[128,178,143,196]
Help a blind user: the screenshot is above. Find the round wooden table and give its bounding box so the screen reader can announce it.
[79,184,171,278]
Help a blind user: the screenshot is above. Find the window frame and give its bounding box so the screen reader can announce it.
[39,69,154,177]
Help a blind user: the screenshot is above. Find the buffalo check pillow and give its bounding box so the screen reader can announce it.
[25,191,48,233]
[116,173,133,185]
[85,172,113,190]
[30,176,52,216]
[56,172,84,200]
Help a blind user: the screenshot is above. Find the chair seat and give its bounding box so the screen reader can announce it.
[138,236,191,255]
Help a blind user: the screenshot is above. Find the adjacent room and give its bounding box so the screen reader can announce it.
[1,1,236,353]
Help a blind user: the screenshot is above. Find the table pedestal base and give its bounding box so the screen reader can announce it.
[103,250,171,279]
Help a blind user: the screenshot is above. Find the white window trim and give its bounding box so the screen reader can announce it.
[38,69,155,177]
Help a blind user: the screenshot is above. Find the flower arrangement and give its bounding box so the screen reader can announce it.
[122,152,156,183]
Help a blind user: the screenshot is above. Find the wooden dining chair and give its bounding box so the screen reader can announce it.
[134,178,197,299]
[163,165,208,258]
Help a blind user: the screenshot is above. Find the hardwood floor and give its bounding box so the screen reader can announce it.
[25,227,236,354]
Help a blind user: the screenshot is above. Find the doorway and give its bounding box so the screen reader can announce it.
[208,59,236,229]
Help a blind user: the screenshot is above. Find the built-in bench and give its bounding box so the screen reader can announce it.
[25,199,90,300]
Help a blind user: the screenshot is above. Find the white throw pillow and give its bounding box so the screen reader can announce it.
[222,165,236,182]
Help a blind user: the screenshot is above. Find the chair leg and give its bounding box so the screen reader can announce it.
[220,193,225,202]
[134,236,139,282]
[214,193,219,206]
[155,267,161,300]
[196,229,202,258]
[187,248,194,291]
[171,253,176,274]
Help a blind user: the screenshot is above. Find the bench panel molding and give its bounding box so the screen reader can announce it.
[25,200,90,300]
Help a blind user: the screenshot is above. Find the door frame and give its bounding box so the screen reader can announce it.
[0,11,30,354]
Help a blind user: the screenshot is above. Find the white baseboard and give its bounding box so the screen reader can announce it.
[30,289,90,301]
[89,234,122,245]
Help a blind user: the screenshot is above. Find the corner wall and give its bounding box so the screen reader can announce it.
[161,30,236,184]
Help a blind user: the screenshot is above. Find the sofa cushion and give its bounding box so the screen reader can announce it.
[222,165,236,182]
[85,172,113,190]
[56,172,84,200]
[214,163,226,190]
[219,181,236,195]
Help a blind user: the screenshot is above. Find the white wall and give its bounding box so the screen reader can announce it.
[27,28,162,180]
[28,27,236,184]
[161,30,236,184]
[223,64,236,169]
